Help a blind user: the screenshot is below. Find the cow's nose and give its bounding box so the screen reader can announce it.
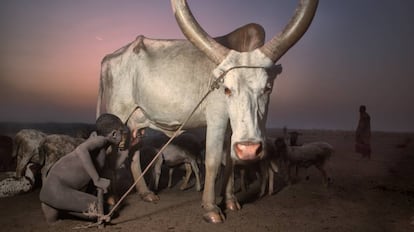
[234,141,262,160]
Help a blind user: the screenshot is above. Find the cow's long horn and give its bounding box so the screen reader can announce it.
[260,0,319,62]
[171,0,230,64]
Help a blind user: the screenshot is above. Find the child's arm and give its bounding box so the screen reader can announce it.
[76,136,110,193]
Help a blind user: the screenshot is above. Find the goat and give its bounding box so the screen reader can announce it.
[137,132,202,192]
[236,138,283,197]
[274,138,334,186]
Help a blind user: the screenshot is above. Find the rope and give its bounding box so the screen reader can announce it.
[104,82,218,223]
[75,65,265,229]
[105,66,267,218]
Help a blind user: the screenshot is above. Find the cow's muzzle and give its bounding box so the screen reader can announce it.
[234,141,262,161]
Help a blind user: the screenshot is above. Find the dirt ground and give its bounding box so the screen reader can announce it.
[1,129,413,232]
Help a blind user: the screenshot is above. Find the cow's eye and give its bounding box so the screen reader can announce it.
[224,87,232,96]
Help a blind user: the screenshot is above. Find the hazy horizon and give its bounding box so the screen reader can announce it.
[0,121,411,134]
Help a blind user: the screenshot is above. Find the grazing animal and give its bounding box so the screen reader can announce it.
[258,138,282,196]
[237,138,282,197]
[38,134,85,183]
[96,0,318,223]
[274,138,334,186]
[12,129,46,178]
[0,163,40,198]
[137,133,202,192]
[0,135,14,172]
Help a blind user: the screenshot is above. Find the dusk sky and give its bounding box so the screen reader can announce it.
[1,0,413,132]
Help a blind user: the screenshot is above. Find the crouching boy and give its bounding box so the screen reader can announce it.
[39,113,127,224]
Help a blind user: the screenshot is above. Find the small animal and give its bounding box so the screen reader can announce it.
[274,138,334,186]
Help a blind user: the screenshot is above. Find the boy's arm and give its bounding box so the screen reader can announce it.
[76,136,110,192]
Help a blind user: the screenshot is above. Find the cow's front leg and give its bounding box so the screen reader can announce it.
[223,160,241,211]
[130,150,159,202]
[202,112,229,223]
[202,155,225,223]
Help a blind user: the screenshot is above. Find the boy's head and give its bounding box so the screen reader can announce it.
[96,113,130,149]
[96,113,125,136]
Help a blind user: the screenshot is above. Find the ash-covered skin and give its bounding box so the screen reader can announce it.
[39,114,127,224]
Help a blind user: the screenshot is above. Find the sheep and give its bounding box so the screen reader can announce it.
[137,132,202,192]
[0,162,40,198]
[273,138,334,186]
[258,138,283,196]
[12,129,46,178]
[0,129,46,198]
[235,138,283,197]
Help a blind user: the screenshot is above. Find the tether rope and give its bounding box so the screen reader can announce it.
[74,65,266,229]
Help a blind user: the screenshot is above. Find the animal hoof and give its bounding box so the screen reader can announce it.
[140,191,160,203]
[226,199,241,211]
[203,211,225,223]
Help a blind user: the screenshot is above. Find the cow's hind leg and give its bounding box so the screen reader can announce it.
[126,110,160,202]
[130,150,160,202]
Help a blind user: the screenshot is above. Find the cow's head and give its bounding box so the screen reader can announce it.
[171,0,318,161]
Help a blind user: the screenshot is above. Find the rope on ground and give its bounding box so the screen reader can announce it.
[107,88,213,217]
[73,67,235,229]
[74,85,216,230]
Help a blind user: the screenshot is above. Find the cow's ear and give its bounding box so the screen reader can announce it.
[267,64,283,80]
[89,131,98,138]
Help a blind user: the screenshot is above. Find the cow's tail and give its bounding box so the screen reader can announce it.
[96,72,104,119]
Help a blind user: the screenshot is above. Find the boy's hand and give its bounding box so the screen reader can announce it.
[94,177,110,193]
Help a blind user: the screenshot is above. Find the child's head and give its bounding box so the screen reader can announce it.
[96,113,125,136]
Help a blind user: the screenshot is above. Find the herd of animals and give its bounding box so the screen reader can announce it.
[0,127,334,216]
[0,0,325,225]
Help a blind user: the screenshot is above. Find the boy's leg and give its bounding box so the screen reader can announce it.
[41,202,59,224]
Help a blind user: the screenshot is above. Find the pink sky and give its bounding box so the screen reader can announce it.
[1,0,414,132]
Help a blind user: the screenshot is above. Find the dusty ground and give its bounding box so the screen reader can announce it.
[1,128,413,232]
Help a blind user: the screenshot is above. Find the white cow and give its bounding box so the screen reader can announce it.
[97,0,318,223]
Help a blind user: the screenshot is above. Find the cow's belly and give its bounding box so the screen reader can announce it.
[133,75,211,131]
[142,105,207,131]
